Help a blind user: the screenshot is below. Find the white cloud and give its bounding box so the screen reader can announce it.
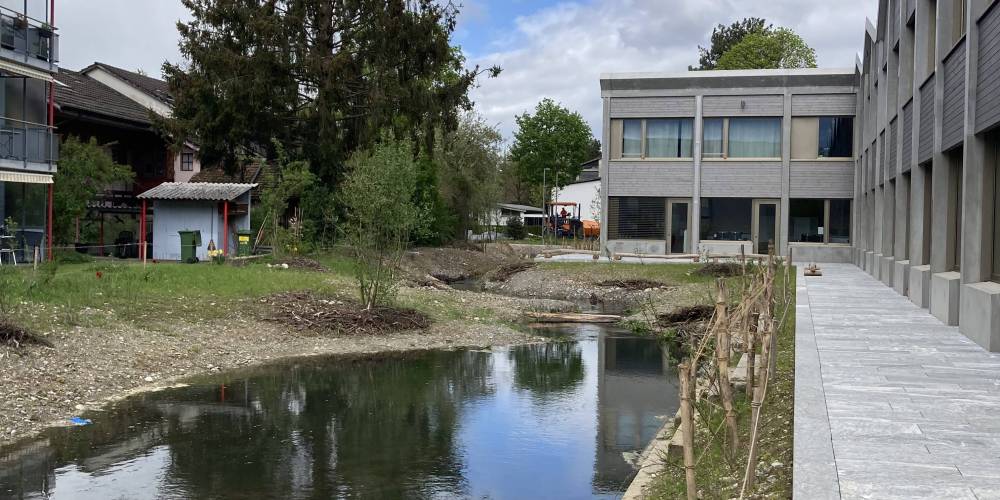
[467,0,879,142]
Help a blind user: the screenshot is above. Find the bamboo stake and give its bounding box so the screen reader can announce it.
[713,278,739,456]
[745,313,757,397]
[742,265,776,495]
[679,360,697,500]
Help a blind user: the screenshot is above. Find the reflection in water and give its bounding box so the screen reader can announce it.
[1,327,677,500]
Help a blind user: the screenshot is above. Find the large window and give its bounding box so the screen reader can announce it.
[700,198,752,241]
[818,117,854,158]
[702,117,781,159]
[789,198,851,244]
[612,118,694,159]
[622,119,641,158]
[607,196,665,240]
[645,119,692,158]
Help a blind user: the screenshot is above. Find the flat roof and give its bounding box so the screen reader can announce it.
[601,67,858,91]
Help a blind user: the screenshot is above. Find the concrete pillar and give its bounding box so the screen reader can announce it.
[691,95,703,254]
[780,92,792,257]
[895,173,910,260]
[599,97,610,255]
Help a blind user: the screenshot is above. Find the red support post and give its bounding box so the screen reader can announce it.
[223,201,229,256]
[46,183,53,261]
[140,199,147,263]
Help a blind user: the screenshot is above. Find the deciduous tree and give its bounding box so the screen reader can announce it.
[716,27,817,70]
[694,17,770,70]
[53,137,133,244]
[509,99,594,205]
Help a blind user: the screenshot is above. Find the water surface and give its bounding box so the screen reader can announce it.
[1,325,677,499]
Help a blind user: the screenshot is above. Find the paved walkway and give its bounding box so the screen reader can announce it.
[794,264,1000,499]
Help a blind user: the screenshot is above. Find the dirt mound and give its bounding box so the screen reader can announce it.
[273,256,329,272]
[596,279,665,290]
[695,262,743,277]
[491,261,536,282]
[403,246,520,283]
[657,305,714,325]
[261,292,429,335]
[1,321,53,349]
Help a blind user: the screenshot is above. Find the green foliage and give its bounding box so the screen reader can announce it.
[161,0,494,186]
[694,17,770,70]
[410,156,454,246]
[342,139,418,309]
[504,216,526,240]
[258,141,318,256]
[509,99,595,204]
[53,137,134,244]
[435,113,504,239]
[716,27,818,70]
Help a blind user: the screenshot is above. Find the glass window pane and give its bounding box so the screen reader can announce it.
[789,199,825,243]
[703,118,723,158]
[622,119,641,158]
[819,116,854,158]
[728,117,781,158]
[646,119,693,158]
[700,198,752,241]
[608,196,666,239]
[829,199,851,244]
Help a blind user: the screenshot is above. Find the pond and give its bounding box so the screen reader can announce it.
[0,325,678,500]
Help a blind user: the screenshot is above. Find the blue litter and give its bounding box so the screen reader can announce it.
[69,417,92,426]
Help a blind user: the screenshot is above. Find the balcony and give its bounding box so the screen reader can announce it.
[0,7,57,73]
[0,117,58,171]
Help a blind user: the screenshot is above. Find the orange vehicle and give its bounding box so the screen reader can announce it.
[545,201,600,238]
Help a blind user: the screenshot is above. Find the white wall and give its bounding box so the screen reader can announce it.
[172,146,202,183]
[555,180,600,221]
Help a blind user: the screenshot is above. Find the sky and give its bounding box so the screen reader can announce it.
[55,0,878,142]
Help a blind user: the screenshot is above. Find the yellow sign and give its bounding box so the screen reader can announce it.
[239,235,250,242]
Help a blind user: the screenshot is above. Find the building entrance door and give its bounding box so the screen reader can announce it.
[752,199,780,255]
[666,199,690,254]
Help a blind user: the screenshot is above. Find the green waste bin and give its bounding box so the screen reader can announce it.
[178,230,202,262]
[236,229,252,257]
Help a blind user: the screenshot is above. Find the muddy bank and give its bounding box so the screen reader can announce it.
[0,312,539,448]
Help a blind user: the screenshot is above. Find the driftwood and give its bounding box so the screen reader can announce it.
[523,311,622,324]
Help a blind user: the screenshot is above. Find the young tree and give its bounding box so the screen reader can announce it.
[509,99,594,205]
[161,0,498,185]
[53,137,133,244]
[436,112,504,240]
[341,140,418,310]
[694,17,770,70]
[257,140,317,254]
[715,27,817,70]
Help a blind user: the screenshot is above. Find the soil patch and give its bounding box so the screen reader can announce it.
[490,261,536,282]
[657,304,714,325]
[596,278,665,290]
[273,256,329,272]
[261,292,429,335]
[0,321,52,349]
[695,262,743,277]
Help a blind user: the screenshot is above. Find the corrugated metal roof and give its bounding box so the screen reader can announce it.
[497,203,542,213]
[137,182,257,201]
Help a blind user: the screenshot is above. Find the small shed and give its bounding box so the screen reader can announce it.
[137,182,256,261]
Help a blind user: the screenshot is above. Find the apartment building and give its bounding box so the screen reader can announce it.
[853,0,1000,349]
[599,69,859,263]
[0,1,58,262]
[599,0,1000,350]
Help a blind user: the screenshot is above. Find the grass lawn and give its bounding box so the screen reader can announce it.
[648,269,796,499]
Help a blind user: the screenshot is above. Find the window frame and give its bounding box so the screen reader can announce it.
[612,118,695,160]
[788,198,852,245]
[180,152,194,172]
[817,116,855,159]
[701,117,782,160]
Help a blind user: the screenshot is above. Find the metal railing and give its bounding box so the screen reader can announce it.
[0,6,57,68]
[0,117,57,164]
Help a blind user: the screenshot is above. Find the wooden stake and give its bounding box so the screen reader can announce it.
[714,278,739,455]
[743,304,774,494]
[745,313,757,397]
[679,361,697,500]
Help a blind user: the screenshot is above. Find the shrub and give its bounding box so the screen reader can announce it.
[505,216,526,240]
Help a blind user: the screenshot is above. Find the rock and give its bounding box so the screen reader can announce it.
[144,376,154,382]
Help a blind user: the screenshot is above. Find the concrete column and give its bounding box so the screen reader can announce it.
[961,2,991,285]
[895,173,910,260]
[599,97,610,255]
[884,180,896,256]
[691,95,703,254]
[780,92,792,257]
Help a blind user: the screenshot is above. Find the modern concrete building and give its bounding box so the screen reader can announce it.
[599,0,1000,350]
[599,69,858,262]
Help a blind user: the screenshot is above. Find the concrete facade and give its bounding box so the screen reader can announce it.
[854,0,1000,350]
[599,69,858,261]
[599,0,1000,351]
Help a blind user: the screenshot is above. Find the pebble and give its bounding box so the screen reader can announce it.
[144,376,154,382]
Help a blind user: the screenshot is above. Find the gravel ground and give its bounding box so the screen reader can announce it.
[0,312,540,448]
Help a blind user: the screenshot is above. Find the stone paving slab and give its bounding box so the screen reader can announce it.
[793,264,1000,499]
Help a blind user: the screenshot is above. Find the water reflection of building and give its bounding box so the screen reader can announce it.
[594,332,679,490]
